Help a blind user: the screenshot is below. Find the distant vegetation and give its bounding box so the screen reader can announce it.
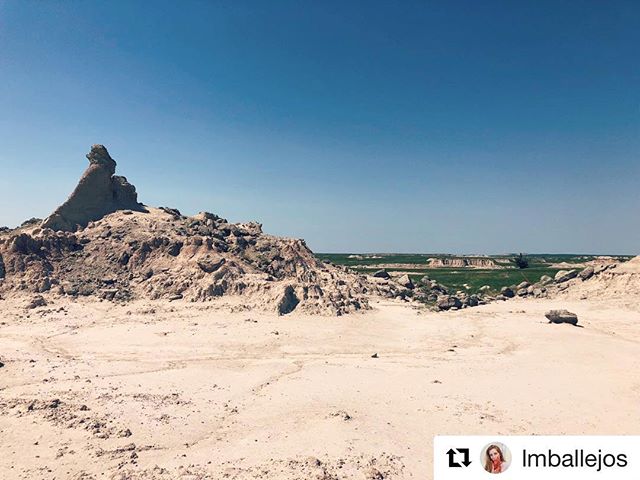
[318,253,632,295]
[512,253,529,269]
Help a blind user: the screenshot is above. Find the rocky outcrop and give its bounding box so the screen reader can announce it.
[0,206,377,315]
[578,266,595,281]
[541,256,640,305]
[41,145,144,232]
[0,145,387,315]
[5,203,386,317]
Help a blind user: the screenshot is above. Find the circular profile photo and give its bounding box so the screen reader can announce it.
[481,442,511,474]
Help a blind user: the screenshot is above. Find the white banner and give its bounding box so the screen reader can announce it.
[434,436,640,479]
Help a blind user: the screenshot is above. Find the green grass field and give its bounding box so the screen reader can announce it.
[391,267,560,293]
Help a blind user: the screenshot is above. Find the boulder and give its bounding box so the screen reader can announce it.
[99,288,118,301]
[500,287,515,298]
[197,255,226,273]
[539,275,553,285]
[423,279,446,294]
[545,309,579,326]
[554,269,578,283]
[26,295,47,309]
[277,285,300,315]
[516,288,528,297]
[517,281,530,289]
[437,296,462,311]
[372,269,390,280]
[396,274,414,289]
[41,145,145,232]
[167,241,183,257]
[579,266,595,281]
[37,277,51,293]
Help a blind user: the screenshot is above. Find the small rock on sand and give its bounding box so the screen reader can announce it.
[365,467,385,479]
[545,309,579,325]
[27,295,47,309]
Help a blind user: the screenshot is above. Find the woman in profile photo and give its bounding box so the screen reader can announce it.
[484,444,507,473]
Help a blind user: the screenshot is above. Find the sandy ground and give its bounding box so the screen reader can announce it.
[1,296,640,479]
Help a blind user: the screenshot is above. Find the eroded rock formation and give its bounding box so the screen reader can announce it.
[41,145,144,232]
[427,257,499,269]
[0,145,398,315]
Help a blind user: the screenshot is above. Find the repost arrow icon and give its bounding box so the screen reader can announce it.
[447,448,472,468]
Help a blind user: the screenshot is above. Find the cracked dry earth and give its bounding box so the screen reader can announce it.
[1,296,640,479]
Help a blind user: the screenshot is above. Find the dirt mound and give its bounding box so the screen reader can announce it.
[614,255,640,274]
[1,207,381,314]
[548,256,640,309]
[0,145,396,315]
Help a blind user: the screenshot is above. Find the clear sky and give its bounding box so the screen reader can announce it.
[0,1,638,254]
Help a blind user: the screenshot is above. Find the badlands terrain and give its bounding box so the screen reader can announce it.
[1,146,639,479]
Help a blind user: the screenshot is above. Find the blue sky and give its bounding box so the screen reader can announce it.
[0,1,638,254]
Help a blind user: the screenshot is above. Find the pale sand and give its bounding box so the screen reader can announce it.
[1,296,640,479]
